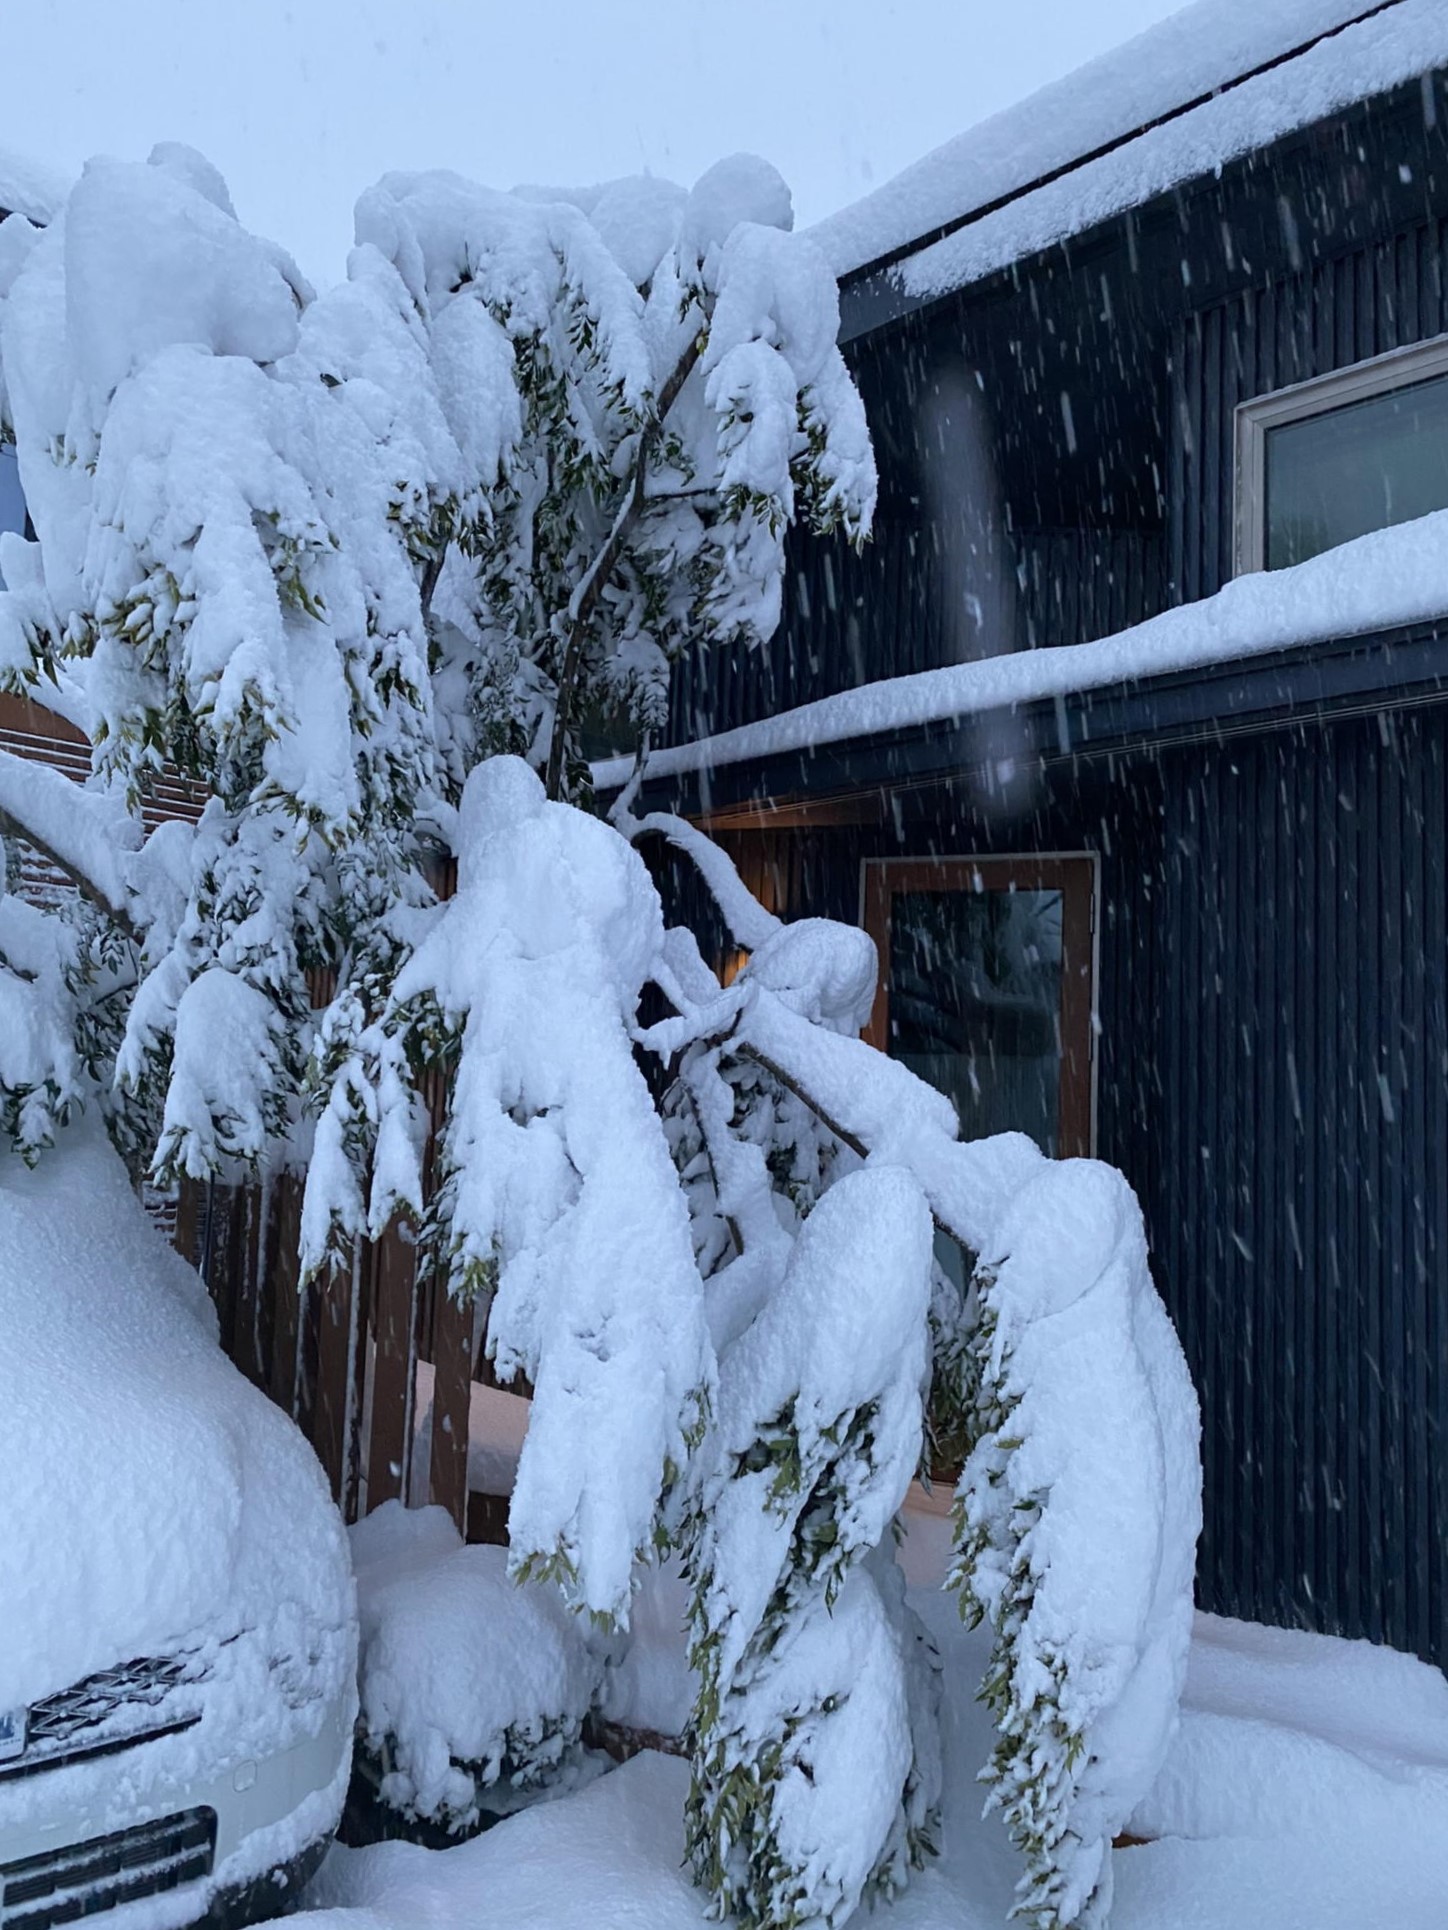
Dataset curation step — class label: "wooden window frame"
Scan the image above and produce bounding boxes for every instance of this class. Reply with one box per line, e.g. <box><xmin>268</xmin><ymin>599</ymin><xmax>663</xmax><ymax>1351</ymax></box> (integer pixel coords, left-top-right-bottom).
<box><xmin>1233</xmin><ymin>330</ymin><xmax>1448</xmax><ymax>575</ymax></box>
<box><xmin>861</xmin><ymin>854</ymin><xmax>1099</xmax><ymax>1159</ymax></box>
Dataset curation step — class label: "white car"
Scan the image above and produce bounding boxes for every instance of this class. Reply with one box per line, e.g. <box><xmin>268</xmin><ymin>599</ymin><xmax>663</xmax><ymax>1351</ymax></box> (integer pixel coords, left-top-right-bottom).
<box><xmin>0</xmin><ymin>1123</ymin><xmax>357</xmax><ymax>1930</ymax></box>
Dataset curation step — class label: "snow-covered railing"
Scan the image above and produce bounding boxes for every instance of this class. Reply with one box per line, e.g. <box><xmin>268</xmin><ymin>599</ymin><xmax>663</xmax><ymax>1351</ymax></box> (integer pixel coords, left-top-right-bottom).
<box><xmin>593</xmin><ymin>505</ymin><xmax>1448</xmax><ymax>798</ymax></box>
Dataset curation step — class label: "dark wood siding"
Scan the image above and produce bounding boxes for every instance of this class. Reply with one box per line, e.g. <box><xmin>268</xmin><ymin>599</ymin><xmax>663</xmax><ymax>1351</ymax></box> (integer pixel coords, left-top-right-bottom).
<box><xmin>1100</xmin><ymin>709</ymin><xmax>1448</xmax><ymax>1663</ymax></box>
<box><xmin>1170</xmin><ymin>215</ymin><xmax>1448</xmax><ymax>603</ymax></box>
<box><xmin>714</xmin><ymin>698</ymin><xmax>1448</xmax><ymax>1669</ymax></box>
<box><xmin>668</xmin><ymin>521</ymin><xmax>1166</xmax><ymax>743</ymax></box>
<box><xmin>668</xmin><ymin>514</ymin><xmax>947</xmax><ymax>745</ymax></box>
<box><xmin>1016</xmin><ymin>529</ymin><xmax>1166</xmax><ymax>650</ymax></box>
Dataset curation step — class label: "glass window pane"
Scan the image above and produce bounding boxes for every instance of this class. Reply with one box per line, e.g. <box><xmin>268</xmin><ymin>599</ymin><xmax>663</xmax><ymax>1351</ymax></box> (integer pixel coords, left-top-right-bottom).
<box><xmin>887</xmin><ymin>885</ymin><xmax>1063</xmax><ymax>1155</ymax></box>
<box><xmin>1264</xmin><ymin>371</ymin><xmax>1448</xmax><ymax>570</ymax></box>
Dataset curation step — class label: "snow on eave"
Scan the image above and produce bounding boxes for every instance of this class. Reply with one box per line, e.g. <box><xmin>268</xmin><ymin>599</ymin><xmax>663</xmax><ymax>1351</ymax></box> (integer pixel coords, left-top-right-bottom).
<box><xmin>594</xmin><ymin>510</ymin><xmax>1448</xmax><ymax>793</ymax></box>
<box><xmin>892</xmin><ymin>0</ymin><xmax>1448</xmax><ymax>311</ymax></box>
<box><xmin>0</xmin><ymin>143</ymin><xmax>69</xmax><ymax>226</ymax></box>
<box><xmin>808</xmin><ymin>0</ymin><xmax>1442</xmax><ymax>312</ymax></box>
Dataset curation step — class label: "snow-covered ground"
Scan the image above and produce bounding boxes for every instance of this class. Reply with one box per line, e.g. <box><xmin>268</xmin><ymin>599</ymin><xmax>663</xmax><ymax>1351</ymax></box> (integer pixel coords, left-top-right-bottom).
<box><xmin>290</xmin><ymin>1505</ymin><xmax>1448</xmax><ymax>1930</ymax></box>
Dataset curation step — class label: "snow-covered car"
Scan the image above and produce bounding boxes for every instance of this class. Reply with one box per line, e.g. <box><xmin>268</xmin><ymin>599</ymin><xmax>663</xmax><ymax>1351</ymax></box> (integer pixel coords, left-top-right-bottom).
<box><xmin>0</xmin><ymin>1123</ymin><xmax>357</xmax><ymax>1930</ymax></box>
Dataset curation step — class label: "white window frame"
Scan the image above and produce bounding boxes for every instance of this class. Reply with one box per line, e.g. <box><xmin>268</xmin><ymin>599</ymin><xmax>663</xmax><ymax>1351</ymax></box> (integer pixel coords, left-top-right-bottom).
<box><xmin>1233</xmin><ymin>331</ymin><xmax>1448</xmax><ymax>575</ymax></box>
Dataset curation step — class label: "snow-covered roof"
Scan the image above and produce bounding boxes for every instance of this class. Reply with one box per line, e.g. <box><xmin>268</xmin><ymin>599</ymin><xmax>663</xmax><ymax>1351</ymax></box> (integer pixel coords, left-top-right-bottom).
<box><xmin>0</xmin><ymin>142</ymin><xmax>68</xmax><ymax>226</ymax></box>
<box><xmin>808</xmin><ymin>0</ymin><xmax>1448</xmax><ymax>306</ymax></box>
<box><xmin>594</xmin><ymin>508</ymin><xmax>1448</xmax><ymax>794</ymax></box>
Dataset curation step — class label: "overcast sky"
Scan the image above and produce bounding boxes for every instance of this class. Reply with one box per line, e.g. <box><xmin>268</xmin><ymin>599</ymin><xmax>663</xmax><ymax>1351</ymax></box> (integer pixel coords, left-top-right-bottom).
<box><xmin>5</xmin><ymin>0</ymin><xmax>1187</xmax><ymax>283</ymax></box>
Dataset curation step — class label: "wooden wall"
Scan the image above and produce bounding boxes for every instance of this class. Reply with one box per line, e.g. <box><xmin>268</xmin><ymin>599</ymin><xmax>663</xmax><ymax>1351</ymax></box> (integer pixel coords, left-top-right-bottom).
<box><xmin>1169</xmin><ymin>213</ymin><xmax>1448</xmax><ymax>603</ymax></box>
<box><xmin>178</xmin><ymin>1172</ymin><xmax>481</xmax><ymax>1534</ymax></box>
<box><xmin>715</xmin><ymin>695</ymin><xmax>1448</xmax><ymax>1670</ymax></box>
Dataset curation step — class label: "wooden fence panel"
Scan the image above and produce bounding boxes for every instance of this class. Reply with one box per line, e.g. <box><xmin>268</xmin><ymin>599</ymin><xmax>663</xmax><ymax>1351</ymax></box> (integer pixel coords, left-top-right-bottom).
<box><xmin>313</xmin><ymin>1251</ymin><xmax>363</xmax><ymax>1517</ymax></box>
<box><xmin>366</xmin><ymin>1219</ymin><xmax>418</xmax><ymax>1508</ymax></box>
<box><xmin>429</xmin><ymin>1283</ymin><xmax>473</xmax><ymax>1533</ymax></box>
<box><xmin>265</xmin><ymin>1175</ymin><xmax>304</xmax><ymax>1419</ymax></box>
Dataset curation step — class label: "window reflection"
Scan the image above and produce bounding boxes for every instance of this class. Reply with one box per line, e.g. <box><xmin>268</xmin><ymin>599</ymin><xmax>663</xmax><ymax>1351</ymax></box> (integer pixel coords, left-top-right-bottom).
<box><xmin>887</xmin><ymin>885</ymin><xmax>1064</xmax><ymax>1155</ymax></box>
<box><xmin>1264</xmin><ymin>372</ymin><xmax>1448</xmax><ymax>569</ymax></box>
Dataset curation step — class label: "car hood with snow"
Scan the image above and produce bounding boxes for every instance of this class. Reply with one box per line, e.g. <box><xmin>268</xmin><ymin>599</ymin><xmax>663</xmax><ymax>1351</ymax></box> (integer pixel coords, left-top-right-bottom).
<box><xmin>0</xmin><ymin>1122</ymin><xmax>353</xmax><ymax>1718</ymax></box>
<box><xmin>0</xmin><ymin>1121</ymin><xmax>357</xmax><ymax>1911</ymax></box>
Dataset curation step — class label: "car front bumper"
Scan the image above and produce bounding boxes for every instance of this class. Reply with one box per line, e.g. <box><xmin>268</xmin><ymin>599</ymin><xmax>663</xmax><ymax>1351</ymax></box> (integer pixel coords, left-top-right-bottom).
<box><xmin>0</xmin><ymin>1679</ymin><xmax>353</xmax><ymax>1930</ymax></box>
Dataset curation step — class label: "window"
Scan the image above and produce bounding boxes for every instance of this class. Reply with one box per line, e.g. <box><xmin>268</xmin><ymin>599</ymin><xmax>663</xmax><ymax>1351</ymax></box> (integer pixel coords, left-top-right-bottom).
<box><xmin>1234</xmin><ymin>334</ymin><xmax>1448</xmax><ymax>575</ymax></box>
<box><xmin>862</xmin><ymin>855</ymin><xmax>1097</xmax><ymax>1159</ymax></box>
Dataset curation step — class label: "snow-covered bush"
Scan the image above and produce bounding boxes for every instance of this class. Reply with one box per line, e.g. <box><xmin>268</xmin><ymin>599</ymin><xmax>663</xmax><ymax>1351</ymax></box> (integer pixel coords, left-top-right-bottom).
<box><xmin>349</xmin><ymin>1502</ymin><xmax>604</xmax><ymax>1834</ymax></box>
<box><xmin>629</xmin><ymin>824</ymin><xmax>1202</xmax><ymax>1930</ymax></box>
<box><xmin>0</xmin><ymin>143</ymin><xmax>1200</xmax><ymax>1930</ymax></box>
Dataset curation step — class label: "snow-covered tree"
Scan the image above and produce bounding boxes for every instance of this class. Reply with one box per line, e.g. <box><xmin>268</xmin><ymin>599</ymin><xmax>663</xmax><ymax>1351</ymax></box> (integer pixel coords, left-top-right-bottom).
<box><xmin>627</xmin><ymin>827</ymin><xmax>1202</xmax><ymax>1930</ymax></box>
<box><xmin>0</xmin><ymin>138</ymin><xmax>873</xmax><ymax>1612</ymax></box>
<box><xmin>0</xmin><ymin>145</ymin><xmax>1199</xmax><ymax>1930</ymax></box>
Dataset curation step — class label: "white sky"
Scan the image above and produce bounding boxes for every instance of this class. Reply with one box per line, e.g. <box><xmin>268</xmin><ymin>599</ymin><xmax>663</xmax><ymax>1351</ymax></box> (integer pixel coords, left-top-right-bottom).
<box><xmin>4</xmin><ymin>0</ymin><xmax>1187</xmax><ymax>284</ymax></box>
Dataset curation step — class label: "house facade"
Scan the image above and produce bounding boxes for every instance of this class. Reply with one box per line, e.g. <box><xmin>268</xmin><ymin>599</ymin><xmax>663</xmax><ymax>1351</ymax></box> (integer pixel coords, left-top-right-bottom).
<box><xmin>610</xmin><ymin>0</ymin><xmax>1448</xmax><ymax>1670</ymax></box>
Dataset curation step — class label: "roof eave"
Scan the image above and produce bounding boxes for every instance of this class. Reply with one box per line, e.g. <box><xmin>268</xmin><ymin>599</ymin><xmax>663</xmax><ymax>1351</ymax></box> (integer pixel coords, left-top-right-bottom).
<box><xmin>626</xmin><ymin>620</ymin><xmax>1448</xmax><ymax>826</ymax></box>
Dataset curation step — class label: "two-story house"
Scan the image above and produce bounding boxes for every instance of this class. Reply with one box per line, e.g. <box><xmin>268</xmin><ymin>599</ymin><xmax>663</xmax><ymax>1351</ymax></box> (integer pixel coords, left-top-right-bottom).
<box><xmin>603</xmin><ymin>0</ymin><xmax>1448</xmax><ymax>1671</ymax></box>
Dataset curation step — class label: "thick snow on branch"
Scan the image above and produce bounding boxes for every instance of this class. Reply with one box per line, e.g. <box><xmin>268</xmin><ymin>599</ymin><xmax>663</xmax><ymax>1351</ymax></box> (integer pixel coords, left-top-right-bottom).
<box><xmin>697</xmin><ymin>1164</ymin><xmax>933</xmax><ymax>1684</ymax></box>
<box><xmin>0</xmin><ymin>890</ymin><xmax>86</xmax><ymax>1157</ymax></box>
<box><xmin>955</xmin><ymin>1162</ymin><xmax>1202</xmax><ymax>1927</ymax></box>
<box><xmin>629</xmin><ymin>809</ymin><xmax>781</xmax><ymax>954</ymax></box>
<box><xmin>311</xmin><ymin>758</ymin><xmax>712</xmax><ymax>1625</ymax></box>
<box><xmin>0</xmin><ymin>744</ymin><xmax>139</xmax><ymax>926</ymax></box>
<box><xmin>652</xmin><ymin>823</ymin><xmax>1202</xmax><ymax>1929</ymax></box>
<box><xmin>685</xmin><ymin>1166</ymin><xmax>940</xmax><ymax>1929</ymax></box>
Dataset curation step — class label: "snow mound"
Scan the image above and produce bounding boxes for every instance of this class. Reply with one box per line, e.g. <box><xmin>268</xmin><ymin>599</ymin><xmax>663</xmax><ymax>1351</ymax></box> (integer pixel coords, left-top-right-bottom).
<box><xmin>301</xmin><ymin>1750</ymin><xmax>701</xmax><ymax>1930</ymax></box>
<box><xmin>294</xmin><ymin>1592</ymin><xmax>1448</xmax><ymax>1930</ymax></box>
<box><xmin>0</xmin><ymin>144</ymin><xmax>68</xmax><ymax>227</ymax></box>
<box><xmin>1131</xmin><ymin>1611</ymin><xmax>1448</xmax><ymax>1844</ymax></box>
<box><xmin>350</xmin><ymin>1501</ymin><xmax>604</xmax><ymax>1831</ymax></box>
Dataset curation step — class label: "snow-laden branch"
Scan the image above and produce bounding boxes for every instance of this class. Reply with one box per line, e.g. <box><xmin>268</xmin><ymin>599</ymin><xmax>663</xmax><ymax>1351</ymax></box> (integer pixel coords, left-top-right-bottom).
<box><xmin>649</xmin><ymin>814</ymin><xmax>1203</xmax><ymax>1930</ymax></box>
<box><xmin>0</xmin><ymin>748</ymin><xmax>142</xmax><ymax>943</ymax></box>
<box><xmin>629</xmin><ymin>809</ymin><xmax>782</xmax><ymax>954</ymax></box>
<box><xmin>303</xmin><ymin>758</ymin><xmax>713</xmax><ymax>1626</ymax></box>
<box><xmin>544</xmin><ymin>332</ymin><xmax>706</xmax><ymax>800</ymax></box>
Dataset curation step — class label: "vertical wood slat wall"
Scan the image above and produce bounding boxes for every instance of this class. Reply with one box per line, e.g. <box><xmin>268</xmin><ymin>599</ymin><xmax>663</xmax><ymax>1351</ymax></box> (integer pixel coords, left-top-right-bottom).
<box><xmin>178</xmin><ymin>1169</ymin><xmax>478</xmax><ymax>1534</ymax></box>
<box><xmin>1169</xmin><ymin>215</ymin><xmax>1448</xmax><ymax>605</ymax></box>
<box><xmin>665</xmin><ymin>520</ymin><xmax>1166</xmax><ymax>749</ymax></box>
<box><xmin>1142</xmin><ymin>207</ymin><xmax>1448</xmax><ymax>1661</ymax></box>
<box><xmin>712</xmin><ymin>693</ymin><xmax>1448</xmax><ymax>1673</ymax></box>
<box><xmin>1096</xmin><ymin>714</ymin><xmax>1448</xmax><ymax>1667</ymax></box>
